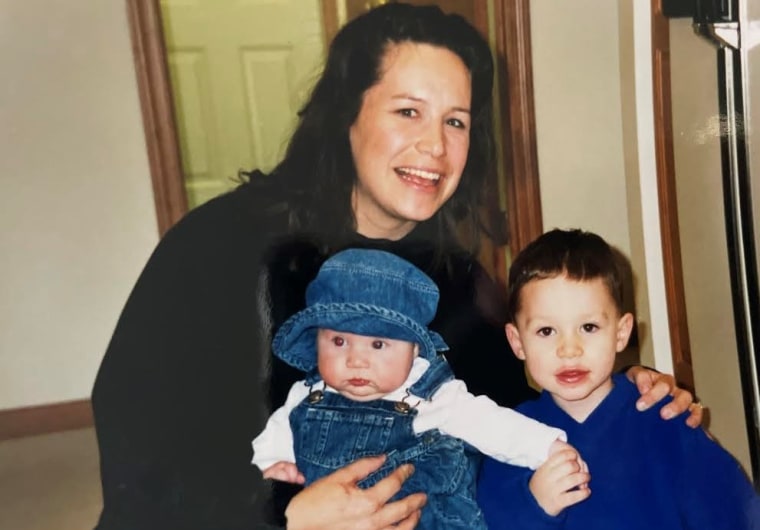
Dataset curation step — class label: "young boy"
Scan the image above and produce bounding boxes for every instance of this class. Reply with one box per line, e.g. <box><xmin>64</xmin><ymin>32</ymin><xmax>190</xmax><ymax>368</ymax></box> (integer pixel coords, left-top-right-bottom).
<box><xmin>477</xmin><ymin>228</ymin><xmax>760</xmax><ymax>529</ymax></box>
<box><xmin>252</xmin><ymin>248</ymin><xmax>577</xmax><ymax>530</ymax></box>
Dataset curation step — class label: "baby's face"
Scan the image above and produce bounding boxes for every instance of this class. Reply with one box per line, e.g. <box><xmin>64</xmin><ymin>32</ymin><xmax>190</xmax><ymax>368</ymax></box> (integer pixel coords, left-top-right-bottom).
<box><xmin>316</xmin><ymin>329</ymin><xmax>418</xmax><ymax>401</ymax></box>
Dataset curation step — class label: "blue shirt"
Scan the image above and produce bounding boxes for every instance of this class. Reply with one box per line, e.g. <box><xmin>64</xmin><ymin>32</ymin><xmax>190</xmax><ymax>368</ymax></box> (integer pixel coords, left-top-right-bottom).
<box><xmin>477</xmin><ymin>373</ymin><xmax>760</xmax><ymax>529</ymax></box>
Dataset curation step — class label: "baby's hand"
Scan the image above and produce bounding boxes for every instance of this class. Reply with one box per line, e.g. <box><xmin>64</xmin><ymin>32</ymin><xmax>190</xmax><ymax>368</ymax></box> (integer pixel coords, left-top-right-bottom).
<box><xmin>531</xmin><ymin>442</ymin><xmax>590</xmax><ymax>516</ymax></box>
<box><xmin>263</xmin><ymin>461</ymin><xmax>306</xmax><ymax>484</ymax></box>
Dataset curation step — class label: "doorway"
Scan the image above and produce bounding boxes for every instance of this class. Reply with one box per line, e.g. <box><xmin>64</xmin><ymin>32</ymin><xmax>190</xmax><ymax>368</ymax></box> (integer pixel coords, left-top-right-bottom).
<box><xmin>125</xmin><ymin>0</ymin><xmax>545</xmax><ymax>287</ymax></box>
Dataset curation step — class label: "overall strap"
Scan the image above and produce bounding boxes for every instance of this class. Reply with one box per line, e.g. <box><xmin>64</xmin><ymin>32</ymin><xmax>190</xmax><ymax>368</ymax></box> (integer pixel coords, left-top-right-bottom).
<box><xmin>294</xmin><ymin>387</ymin><xmax>420</xmax><ymax>418</ymax></box>
<box><xmin>303</xmin><ymin>368</ymin><xmax>322</xmax><ymax>386</ymax></box>
<box><xmin>408</xmin><ymin>355</ymin><xmax>455</xmax><ymax>400</ymax></box>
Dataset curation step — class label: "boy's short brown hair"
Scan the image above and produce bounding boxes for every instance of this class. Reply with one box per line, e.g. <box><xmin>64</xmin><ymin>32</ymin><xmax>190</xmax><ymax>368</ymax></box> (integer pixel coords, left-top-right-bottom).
<box><xmin>507</xmin><ymin>229</ymin><xmax>624</xmax><ymax>322</ymax></box>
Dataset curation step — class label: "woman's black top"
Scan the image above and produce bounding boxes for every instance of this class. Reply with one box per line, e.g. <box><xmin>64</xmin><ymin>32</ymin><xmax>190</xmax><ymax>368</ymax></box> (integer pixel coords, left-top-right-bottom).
<box><xmin>91</xmin><ymin>182</ymin><xmax>536</xmax><ymax>530</ymax></box>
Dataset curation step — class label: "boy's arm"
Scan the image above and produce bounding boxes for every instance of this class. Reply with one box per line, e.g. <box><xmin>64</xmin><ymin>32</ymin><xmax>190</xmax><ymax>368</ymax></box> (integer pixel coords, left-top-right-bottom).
<box><xmin>677</xmin><ymin>424</ymin><xmax>760</xmax><ymax>529</ymax></box>
<box><xmin>418</xmin><ymin>379</ymin><xmax>565</xmax><ymax>469</ymax></box>
<box><xmin>477</xmin><ymin>457</ymin><xmax>566</xmax><ymax>530</ymax></box>
<box><xmin>251</xmin><ymin>381</ymin><xmax>309</xmax><ymax>470</ymax></box>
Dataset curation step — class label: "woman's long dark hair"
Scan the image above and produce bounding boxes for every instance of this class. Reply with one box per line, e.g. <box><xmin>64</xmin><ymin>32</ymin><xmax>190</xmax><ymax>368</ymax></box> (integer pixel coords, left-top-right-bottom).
<box><xmin>242</xmin><ymin>2</ymin><xmax>496</xmax><ymax>253</ymax></box>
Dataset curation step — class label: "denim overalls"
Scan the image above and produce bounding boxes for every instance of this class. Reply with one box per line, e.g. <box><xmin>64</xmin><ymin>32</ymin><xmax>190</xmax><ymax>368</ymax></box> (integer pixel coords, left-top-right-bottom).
<box><xmin>291</xmin><ymin>357</ymin><xmax>488</xmax><ymax>530</ymax></box>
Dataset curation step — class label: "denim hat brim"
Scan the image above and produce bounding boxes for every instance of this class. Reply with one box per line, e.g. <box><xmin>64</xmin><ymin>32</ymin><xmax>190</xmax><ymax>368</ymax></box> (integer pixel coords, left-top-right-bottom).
<box><xmin>272</xmin><ymin>302</ymin><xmax>449</xmax><ymax>373</ymax></box>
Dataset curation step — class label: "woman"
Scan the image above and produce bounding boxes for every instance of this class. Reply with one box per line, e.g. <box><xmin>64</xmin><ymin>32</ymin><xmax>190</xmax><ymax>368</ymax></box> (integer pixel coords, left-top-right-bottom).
<box><xmin>92</xmin><ymin>4</ymin><xmax>698</xmax><ymax>529</ymax></box>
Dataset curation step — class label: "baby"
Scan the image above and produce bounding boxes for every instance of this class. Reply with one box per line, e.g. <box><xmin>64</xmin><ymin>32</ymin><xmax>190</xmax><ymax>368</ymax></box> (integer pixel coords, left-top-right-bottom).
<box><xmin>252</xmin><ymin>248</ymin><xmax>582</xmax><ymax>529</ymax></box>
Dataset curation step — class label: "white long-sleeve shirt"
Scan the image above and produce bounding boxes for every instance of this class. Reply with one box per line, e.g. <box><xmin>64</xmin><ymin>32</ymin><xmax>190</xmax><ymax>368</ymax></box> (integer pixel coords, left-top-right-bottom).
<box><xmin>252</xmin><ymin>357</ymin><xmax>566</xmax><ymax>471</ymax></box>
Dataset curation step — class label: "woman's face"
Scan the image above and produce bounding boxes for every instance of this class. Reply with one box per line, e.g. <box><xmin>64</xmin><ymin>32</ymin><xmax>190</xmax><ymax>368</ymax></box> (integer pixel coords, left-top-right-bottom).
<box><xmin>349</xmin><ymin>42</ymin><xmax>472</xmax><ymax>240</ymax></box>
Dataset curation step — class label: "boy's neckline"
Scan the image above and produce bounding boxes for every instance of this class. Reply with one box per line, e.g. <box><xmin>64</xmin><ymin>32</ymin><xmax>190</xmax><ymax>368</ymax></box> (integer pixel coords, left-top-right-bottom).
<box><xmin>549</xmin><ymin>376</ymin><xmax>618</xmax><ymax>424</ymax></box>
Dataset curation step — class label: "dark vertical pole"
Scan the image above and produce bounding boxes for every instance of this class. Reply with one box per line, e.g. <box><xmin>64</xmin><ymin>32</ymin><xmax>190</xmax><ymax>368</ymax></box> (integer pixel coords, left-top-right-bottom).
<box><xmin>692</xmin><ymin>0</ymin><xmax>760</xmax><ymax>486</ymax></box>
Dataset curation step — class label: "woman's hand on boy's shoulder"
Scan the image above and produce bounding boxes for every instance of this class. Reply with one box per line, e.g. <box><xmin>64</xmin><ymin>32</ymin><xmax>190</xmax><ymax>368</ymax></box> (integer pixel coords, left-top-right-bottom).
<box><xmin>626</xmin><ymin>366</ymin><xmax>702</xmax><ymax>427</ymax></box>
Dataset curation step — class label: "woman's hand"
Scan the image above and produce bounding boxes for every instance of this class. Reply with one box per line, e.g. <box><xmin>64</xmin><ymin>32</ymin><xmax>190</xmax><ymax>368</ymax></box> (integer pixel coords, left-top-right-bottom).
<box><xmin>626</xmin><ymin>366</ymin><xmax>703</xmax><ymax>427</ymax></box>
<box><xmin>285</xmin><ymin>455</ymin><xmax>427</xmax><ymax>530</ymax></box>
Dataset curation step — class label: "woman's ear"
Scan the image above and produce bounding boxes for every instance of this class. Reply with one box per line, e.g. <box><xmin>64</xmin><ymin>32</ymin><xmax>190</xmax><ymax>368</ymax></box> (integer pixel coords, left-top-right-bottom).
<box><xmin>616</xmin><ymin>313</ymin><xmax>635</xmax><ymax>352</ymax></box>
<box><xmin>413</xmin><ymin>343</ymin><xmax>420</xmax><ymax>357</ymax></box>
<box><xmin>505</xmin><ymin>323</ymin><xmax>526</xmax><ymax>360</ymax></box>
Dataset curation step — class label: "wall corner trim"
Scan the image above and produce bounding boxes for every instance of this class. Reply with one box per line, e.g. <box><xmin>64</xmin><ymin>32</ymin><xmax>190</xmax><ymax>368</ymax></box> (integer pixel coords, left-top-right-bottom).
<box><xmin>0</xmin><ymin>400</ymin><xmax>94</xmax><ymax>441</ymax></box>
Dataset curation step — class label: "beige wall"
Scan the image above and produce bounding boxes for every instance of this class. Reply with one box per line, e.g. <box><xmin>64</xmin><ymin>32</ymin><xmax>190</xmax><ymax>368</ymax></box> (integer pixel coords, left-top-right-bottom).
<box><xmin>0</xmin><ymin>1</ymin><xmax>158</xmax><ymax>409</ymax></box>
<box><xmin>530</xmin><ymin>0</ymin><xmax>660</xmax><ymax>368</ymax></box>
<box><xmin>669</xmin><ymin>18</ymin><xmax>751</xmax><ymax>474</ymax></box>
<box><xmin>531</xmin><ymin>0</ymin><xmax>752</xmax><ymax>474</ymax></box>
<box><xmin>530</xmin><ymin>0</ymin><xmax>631</xmax><ymax>254</ymax></box>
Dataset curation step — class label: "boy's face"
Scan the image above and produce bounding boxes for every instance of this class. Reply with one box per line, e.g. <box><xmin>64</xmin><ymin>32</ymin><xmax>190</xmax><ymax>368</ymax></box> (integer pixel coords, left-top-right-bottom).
<box><xmin>317</xmin><ymin>329</ymin><xmax>418</xmax><ymax>401</ymax></box>
<box><xmin>505</xmin><ymin>275</ymin><xmax>634</xmax><ymax>420</ymax></box>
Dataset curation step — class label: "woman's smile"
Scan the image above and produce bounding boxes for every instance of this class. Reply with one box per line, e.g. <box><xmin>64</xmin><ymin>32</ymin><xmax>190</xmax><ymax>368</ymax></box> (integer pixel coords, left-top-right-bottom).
<box><xmin>394</xmin><ymin>166</ymin><xmax>445</xmax><ymax>192</ymax></box>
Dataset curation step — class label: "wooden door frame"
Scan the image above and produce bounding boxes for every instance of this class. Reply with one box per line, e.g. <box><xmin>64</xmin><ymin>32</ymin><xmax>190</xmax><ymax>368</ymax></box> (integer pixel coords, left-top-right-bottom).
<box><xmin>126</xmin><ymin>0</ymin><xmax>187</xmax><ymax>235</ymax></box>
<box><xmin>651</xmin><ymin>0</ymin><xmax>695</xmax><ymax>391</ymax></box>
<box><xmin>125</xmin><ymin>0</ymin><xmax>543</xmax><ymax>266</ymax></box>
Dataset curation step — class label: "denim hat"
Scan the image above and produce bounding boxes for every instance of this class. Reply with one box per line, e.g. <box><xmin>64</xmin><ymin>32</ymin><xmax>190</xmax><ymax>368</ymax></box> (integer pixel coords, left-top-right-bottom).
<box><xmin>272</xmin><ymin>249</ymin><xmax>449</xmax><ymax>372</ymax></box>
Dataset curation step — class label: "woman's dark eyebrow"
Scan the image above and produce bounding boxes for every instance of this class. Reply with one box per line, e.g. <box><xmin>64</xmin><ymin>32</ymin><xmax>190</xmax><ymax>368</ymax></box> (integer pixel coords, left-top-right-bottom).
<box><xmin>391</xmin><ymin>94</ymin><xmax>471</xmax><ymax>114</ymax></box>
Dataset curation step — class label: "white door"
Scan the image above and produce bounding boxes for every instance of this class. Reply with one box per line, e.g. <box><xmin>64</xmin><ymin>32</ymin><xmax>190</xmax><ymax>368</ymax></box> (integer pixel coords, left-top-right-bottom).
<box><xmin>160</xmin><ymin>0</ymin><xmax>325</xmax><ymax>207</ymax></box>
